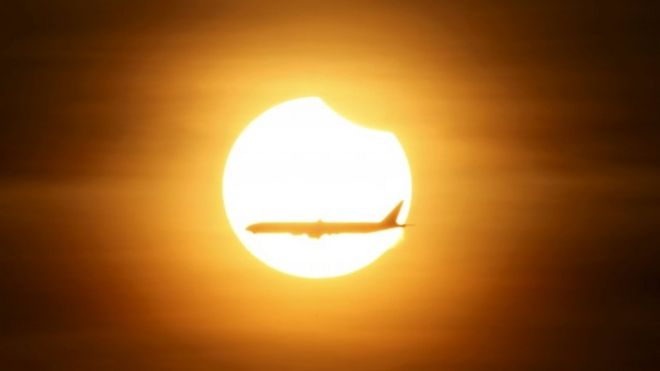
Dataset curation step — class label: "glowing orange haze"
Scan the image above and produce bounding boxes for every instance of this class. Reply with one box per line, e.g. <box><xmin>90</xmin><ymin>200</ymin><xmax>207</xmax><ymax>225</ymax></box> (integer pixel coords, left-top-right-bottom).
<box><xmin>3</xmin><ymin>1</ymin><xmax>652</xmax><ymax>370</ymax></box>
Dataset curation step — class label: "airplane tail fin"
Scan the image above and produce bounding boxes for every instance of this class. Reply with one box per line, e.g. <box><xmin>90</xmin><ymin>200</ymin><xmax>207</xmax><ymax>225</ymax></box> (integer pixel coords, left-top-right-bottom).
<box><xmin>381</xmin><ymin>201</ymin><xmax>404</xmax><ymax>226</ymax></box>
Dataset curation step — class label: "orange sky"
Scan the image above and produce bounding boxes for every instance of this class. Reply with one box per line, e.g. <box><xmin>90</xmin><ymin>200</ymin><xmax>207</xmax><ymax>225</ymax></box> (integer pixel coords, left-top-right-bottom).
<box><xmin>1</xmin><ymin>1</ymin><xmax>658</xmax><ymax>370</ymax></box>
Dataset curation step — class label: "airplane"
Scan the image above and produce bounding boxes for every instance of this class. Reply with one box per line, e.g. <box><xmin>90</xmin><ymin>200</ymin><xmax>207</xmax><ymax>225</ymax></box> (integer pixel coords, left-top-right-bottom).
<box><xmin>246</xmin><ymin>201</ymin><xmax>408</xmax><ymax>238</ymax></box>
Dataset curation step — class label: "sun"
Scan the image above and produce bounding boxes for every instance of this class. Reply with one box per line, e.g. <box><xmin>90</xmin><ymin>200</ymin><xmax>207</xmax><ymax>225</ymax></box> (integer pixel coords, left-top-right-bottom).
<box><xmin>223</xmin><ymin>97</ymin><xmax>412</xmax><ymax>278</ymax></box>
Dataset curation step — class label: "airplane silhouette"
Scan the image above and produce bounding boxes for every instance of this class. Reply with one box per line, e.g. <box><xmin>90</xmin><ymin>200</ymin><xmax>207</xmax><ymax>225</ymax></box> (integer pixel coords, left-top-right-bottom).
<box><xmin>246</xmin><ymin>201</ymin><xmax>408</xmax><ymax>238</ymax></box>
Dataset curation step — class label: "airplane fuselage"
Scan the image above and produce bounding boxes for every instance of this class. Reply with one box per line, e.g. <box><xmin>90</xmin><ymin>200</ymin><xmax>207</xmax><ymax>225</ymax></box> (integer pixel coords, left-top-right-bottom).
<box><xmin>245</xmin><ymin>201</ymin><xmax>407</xmax><ymax>238</ymax></box>
<box><xmin>247</xmin><ymin>221</ymin><xmax>399</xmax><ymax>238</ymax></box>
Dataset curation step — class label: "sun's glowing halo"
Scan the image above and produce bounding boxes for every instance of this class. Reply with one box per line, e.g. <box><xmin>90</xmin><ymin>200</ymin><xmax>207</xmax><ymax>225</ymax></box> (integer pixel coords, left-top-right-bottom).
<box><xmin>223</xmin><ymin>97</ymin><xmax>412</xmax><ymax>278</ymax></box>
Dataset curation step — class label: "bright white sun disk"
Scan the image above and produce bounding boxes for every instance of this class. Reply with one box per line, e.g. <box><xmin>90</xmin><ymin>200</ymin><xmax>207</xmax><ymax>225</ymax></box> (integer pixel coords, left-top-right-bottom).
<box><xmin>223</xmin><ymin>97</ymin><xmax>412</xmax><ymax>278</ymax></box>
